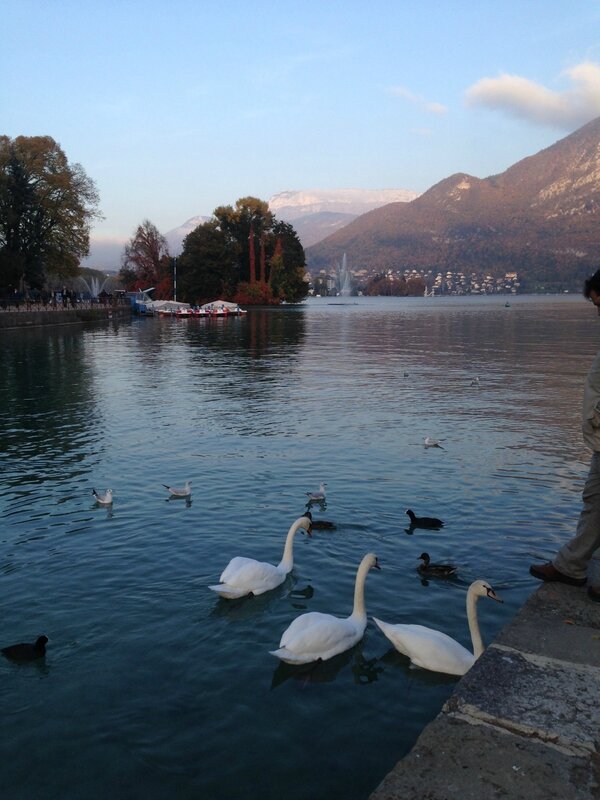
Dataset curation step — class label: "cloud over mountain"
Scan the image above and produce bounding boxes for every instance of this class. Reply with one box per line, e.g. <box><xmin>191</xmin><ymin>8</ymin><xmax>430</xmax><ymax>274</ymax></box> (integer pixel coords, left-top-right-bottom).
<box><xmin>466</xmin><ymin>61</ymin><xmax>600</xmax><ymax>129</ymax></box>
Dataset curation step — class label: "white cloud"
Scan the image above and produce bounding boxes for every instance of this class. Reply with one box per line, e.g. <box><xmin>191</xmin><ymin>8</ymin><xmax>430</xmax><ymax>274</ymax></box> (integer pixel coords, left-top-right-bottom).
<box><xmin>388</xmin><ymin>85</ymin><xmax>448</xmax><ymax>115</ymax></box>
<box><xmin>465</xmin><ymin>61</ymin><xmax>600</xmax><ymax>128</ymax></box>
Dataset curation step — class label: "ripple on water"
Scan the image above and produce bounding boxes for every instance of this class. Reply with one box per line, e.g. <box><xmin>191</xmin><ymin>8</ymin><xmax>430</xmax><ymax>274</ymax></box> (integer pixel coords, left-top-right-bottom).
<box><xmin>0</xmin><ymin>296</ymin><xmax>594</xmax><ymax>800</ymax></box>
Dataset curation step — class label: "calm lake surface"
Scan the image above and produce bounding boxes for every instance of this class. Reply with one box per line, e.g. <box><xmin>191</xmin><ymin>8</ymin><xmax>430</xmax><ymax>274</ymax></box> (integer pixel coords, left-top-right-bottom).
<box><xmin>0</xmin><ymin>294</ymin><xmax>596</xmax><ymax>800</ymax></box>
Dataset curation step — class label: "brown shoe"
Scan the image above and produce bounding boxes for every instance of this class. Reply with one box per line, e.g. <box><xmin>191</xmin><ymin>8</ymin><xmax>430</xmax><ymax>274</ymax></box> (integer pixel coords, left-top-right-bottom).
<box><xmin>529</xmin><ymin>562</ymin><xmax>587</xmax><ymax>587</ymax></box>
<box><xmin>588</xmin><ymin>585</ymin><xmax>600</xmax><ymax>603</ymax></box>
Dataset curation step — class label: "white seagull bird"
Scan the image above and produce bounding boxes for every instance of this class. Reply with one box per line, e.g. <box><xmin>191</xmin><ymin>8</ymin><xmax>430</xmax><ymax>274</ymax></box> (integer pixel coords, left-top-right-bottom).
<box><xmin>373</xmin><ymin>579</ymin><xmax>502</xmax><ymax>676</ymax></box>
<box><xmin>306</xmin><ymin>482</ymin><xmax>327</xmax><ymax>501</ymax></box>
<box><xmin>208</xmin><ymin>514</ymin><xmax>312</xmax><ymax>599</ymax></box>
<box><xmin>424</xmin><ymin>436</ymin><xmax>444</xmax><ymax>449</ymax></box>
<box><xmin>163</xmin><ymin>480</ymin><xmax>192</xmax><ymax>497</ymax></box>
<box><xmin>270</xmin><ymin>552</ymin><xmax>380</xmax><ymax>664</ymax></box>
<box><xmin>92</xmin><ymin>488</ymin><xmax>113</xmax><ymax>505</ymax></box>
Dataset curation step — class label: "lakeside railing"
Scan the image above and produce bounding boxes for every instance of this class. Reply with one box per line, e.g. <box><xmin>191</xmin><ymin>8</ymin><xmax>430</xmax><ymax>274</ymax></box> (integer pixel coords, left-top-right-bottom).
<box><xmin>0</xmin><ymin>298</ymin><xmax>130</xmax><ymax>313</ymax></box>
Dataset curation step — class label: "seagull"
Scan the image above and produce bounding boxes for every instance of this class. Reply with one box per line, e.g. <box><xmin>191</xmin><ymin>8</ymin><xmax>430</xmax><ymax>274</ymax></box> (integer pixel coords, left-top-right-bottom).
<box><xmin>2</xmin><ymin>635</ymin><xmax>48</xmax><ymax>661</ymax></box>
<box><xmin>92</xmin><ymin>488</ymin><xmax>113</xmax><ymax>505</ymax></box>
<box><xmin>163</xmin><ymin>480</ymin><xmax>192</xmax><ymax>497</ymax></box>
<box><xmin>470</xmin><ymin>377</ymin><xmax>480</xmax><ymax>387</ymax></box>
<box><xmin>306</xmin><ymin>482</ymin><xmax>327</xmax><ymax>501</ymax></box>
<box><xmin>424</xmin><ymin>436</ymin><xmax>444</xmax><ymax>449</ymax></box>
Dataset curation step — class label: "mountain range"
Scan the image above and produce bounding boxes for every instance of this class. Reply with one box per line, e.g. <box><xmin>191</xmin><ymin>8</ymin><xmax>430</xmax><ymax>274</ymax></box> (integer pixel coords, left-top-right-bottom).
<box><xmin>268</xmin><ymin>189</ymin><xmax>418</xmax><ymax>247</ymax></box>
<box><xmin>306</xmin><ymin>117</ymin><xmax>600</xmax><ymax>288</ymax></box>
<box><xmin>162</xmin><ymin>189</ymin><xmax>417</xmax><ymax>254</ymax></box>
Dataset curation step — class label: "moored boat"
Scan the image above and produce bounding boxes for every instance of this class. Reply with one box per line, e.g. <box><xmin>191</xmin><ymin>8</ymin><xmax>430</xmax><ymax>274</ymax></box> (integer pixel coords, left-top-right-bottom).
<box><xmin>200</xmin><ymin>300</ymin><xmax>247</xmax><ymax>316</ymax></box>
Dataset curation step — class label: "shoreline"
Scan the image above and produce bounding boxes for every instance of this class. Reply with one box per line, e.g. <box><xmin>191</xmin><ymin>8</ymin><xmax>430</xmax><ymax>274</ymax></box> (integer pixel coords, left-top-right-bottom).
<box><xmin>369</xmin><ymin>558</ymin><xmax>600</xmax><ymax>799</ymax></box>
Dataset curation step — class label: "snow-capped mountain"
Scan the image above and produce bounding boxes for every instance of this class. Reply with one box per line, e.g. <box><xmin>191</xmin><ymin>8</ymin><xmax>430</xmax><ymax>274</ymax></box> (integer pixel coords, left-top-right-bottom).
<box><xmin>162</xmin><ymin>189</ymin><xmax>419</xmax><ymax>255</ymax></box>
<box><xmin>164</xmin><ymin>215</ymin><xmax>211</xmax><ymax>255</ymax></box>
<box><xmin>268</xmin><ymin>188</ymin><xmax>418</xmax><ymax>221</ymax></box>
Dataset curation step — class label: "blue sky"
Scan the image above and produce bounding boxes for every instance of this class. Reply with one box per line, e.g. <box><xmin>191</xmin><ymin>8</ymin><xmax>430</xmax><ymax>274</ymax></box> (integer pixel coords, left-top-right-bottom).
<box><xmin>3</xmin><ymin>1</ymin><xmax>600</xmax><ymax>266</ymax></box>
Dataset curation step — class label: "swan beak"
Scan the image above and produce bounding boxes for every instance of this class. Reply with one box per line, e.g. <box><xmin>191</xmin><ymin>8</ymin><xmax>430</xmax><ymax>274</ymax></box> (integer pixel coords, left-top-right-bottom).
<box><xmin>487</xmin><ymin>588</ymin><xmax>503</xmax><ymax>603</ymax></box>
<box><xmin>374</xmin><ymin>560</ymin><xmax>381</xmax><ymax>570</ymax></box>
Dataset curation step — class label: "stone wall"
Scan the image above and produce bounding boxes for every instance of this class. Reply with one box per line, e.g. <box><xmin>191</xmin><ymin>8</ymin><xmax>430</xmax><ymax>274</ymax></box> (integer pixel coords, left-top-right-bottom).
<box><xmin>0</xmin><ymin>305</ymin><xmax>131</xmax><ymax>330</ymax></box>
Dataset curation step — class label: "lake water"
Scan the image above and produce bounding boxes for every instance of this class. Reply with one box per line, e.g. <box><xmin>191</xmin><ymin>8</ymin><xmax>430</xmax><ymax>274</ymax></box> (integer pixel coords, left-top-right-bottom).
<box><xmin>0</xmin><ymin>294</ymin><xmax>596</xmax><ymax>800</ymax></box>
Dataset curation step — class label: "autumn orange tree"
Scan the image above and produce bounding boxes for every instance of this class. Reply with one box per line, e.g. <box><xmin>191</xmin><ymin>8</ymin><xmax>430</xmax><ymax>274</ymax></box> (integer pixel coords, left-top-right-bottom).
<box><xmin>0</xmin><ymin>135</ymin><xmax>100</xmax><ymax>291</ymax></box>
<box><xmin>119</xmin><ymin>220</ymin><xmax>173</xmax><ymax>298</ymax></box>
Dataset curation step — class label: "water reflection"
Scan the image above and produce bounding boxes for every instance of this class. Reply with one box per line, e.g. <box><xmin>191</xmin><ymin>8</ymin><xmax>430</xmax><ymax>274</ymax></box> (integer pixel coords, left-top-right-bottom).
<box><xmin>1</xmin><ymin>657</ymin><xmax>50</xmax><ymax>678</ymax></box>
<box><xmin>377</xmin><ymin>647</ymin><xmax>458</xmax><ymax>687</ymax></box>
<box><xmin>0</xmin><ymin>326</ymin><xmax>101</xmax><ymax>500</ymax></box>
<box><xmin>165</xmin><ymin>496</ymin><xmax>193</xmax><ymax>508</ymax></box>
<box><xmin>209</xmin><ymin>582</ymin><xmax>292</xmax><ymax>621</ymax></box>
<box><xmin>271</xmin><ymin>646</ymin><xmax>383</xmax><ymax>688</ymax></box>
<box><xmin>1</xmin><ymin>296</ymin><xmax>596</xmax><ymax>800</ymax></box>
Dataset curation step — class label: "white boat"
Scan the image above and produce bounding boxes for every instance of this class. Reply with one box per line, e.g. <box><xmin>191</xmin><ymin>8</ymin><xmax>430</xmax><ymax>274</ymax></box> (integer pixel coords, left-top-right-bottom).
<box><xmin>150</xmin><ymin>300</ymin><xmax>193</xmax><ymax>317</ymax></box>
<box><xmin>200</xmin><ymin>300</ymin><xmax>247</xmax><ymax>316</ymax></box>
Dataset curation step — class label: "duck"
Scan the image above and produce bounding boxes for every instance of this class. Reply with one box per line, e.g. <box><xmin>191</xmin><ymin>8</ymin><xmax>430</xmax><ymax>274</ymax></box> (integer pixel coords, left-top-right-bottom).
<box><xmin>406</xmin><ymin>509</ymin><xmax>444</xmax><ymax>529</ymax></box>
<box><xmin>1</xmin><ymin>635</ymin><xmax>48</xmax><ymax>661</ymax></box>
<box><xmin>306</xmin><ymin>482</ymin><xmax>327</xmax><ymax>501</ymax></box>
<box><xmin>92</xmin><ymin>488</ymin><xmax>113</xmax><ymax>505</ymax></box>
<box><xmin>417</xmin><ymin>552</ymin><xmax>457</xmax><ymax>577</ymax></box>
<box><xmin>163</xmin><ymin>480</ymin><xmax>192</xmax><ymax>497</ymax></box>
<box><xmin>269</xmin><ymin>552</ymin><xmax>381</xmax><ymax>664</ymax></box>
<box><xmin>310</xmin><ymin>520</ymin><xmax>337</xmax><ymax>530</ymax></box>
<box><xmin>208</xmin><ymin>514</ymin><xmax>313</xmax><ymax>599</ymax></box>
<box><xmin>373</xmin><ymin>579</ymin><xmax>502</xmax><ymax>676</ymax></box>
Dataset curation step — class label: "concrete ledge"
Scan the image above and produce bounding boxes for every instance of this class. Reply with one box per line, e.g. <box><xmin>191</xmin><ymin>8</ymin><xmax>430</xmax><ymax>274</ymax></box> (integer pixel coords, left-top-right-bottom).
<box><xmin>369</xmin><ymin>714</ymin><xmax>598</xmax><ymax>800</ymax></box>
<box><xmin>370</xmin><ymin>579</ymin><xmax>600</xmax><ymax>799</ymax></box>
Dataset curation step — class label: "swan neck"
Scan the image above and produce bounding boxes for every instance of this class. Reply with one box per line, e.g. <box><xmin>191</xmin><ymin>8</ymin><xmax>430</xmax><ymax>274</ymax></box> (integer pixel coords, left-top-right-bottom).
<box><xmin>351</xmin><ymin>560</ymin><xmax>370</xmax><ymax>622</ymax></box>
<box><xmin>466</xmin><ymin>587</ymin><xmax>484</xmax><ymax>658</ymax></box>
<box><xmin>278</xmin><ymin>520</ymin><xmax>301</xmax><ymax>572</ymax></box>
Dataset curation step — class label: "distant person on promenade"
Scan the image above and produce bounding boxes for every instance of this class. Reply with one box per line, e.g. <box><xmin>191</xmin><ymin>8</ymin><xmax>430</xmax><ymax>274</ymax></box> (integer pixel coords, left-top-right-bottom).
<box><xmin>530</xmin><ymin>269</ymin><xmax>600</xmax><ymax>602</ymax></box>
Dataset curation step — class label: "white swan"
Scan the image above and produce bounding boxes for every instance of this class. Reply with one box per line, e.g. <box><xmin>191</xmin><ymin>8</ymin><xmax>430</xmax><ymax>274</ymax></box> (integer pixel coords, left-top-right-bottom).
<box><xmin>270</xmin><ymin>552</ymin><xmax>380</xmax><ymax>664</ymax></box>
<box><xmin>208</xmin><ymin>514</ymin><xmax>312</xmax><ymax>599</ymax></box>
<box><xmin>373</xmin><ymin>579</ymin><xmax>502</xmax><ymax>676</ymax></box>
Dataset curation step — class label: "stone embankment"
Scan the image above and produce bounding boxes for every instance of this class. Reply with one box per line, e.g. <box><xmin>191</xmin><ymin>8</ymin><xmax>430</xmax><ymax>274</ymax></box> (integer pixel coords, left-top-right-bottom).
<box><xmin>370</xmin><ymin>557</ymin><xmax>600</xmax><ymax>799</ymax></box>
<box><xmin>0</xmin><ymin>303</ymin><xmax>131</xmax><ymax>329</ymax></box>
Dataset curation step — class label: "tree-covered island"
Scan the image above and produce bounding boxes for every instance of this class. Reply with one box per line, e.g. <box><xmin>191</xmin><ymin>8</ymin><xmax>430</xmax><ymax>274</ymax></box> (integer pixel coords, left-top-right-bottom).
<box><xmin>120</xmin><ymin>196</ymin><xmax>309</xmax><ymax>305</ymax></box>
<box><xmin>0</xmin><ymin>136</ymin><xmax>308</xmax><ymax>306</ymax></box>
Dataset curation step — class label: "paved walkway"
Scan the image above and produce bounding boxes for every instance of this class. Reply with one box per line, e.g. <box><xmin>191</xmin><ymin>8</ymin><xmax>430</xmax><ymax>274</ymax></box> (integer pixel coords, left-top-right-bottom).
<box><xmin>370</xmin><ymin>557</ymin><xmax>600</xmax><ymax>799</ymax></box>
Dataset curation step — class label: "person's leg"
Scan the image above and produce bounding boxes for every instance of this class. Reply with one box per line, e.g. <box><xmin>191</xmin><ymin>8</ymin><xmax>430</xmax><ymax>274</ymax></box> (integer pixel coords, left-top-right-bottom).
<box><xmin>553</xmin><ymin>452</ymin><xmax>600</xmax><ymax>579</ymax></box>
<box><xmin>530</xmin><ymin>452</ymin><xmax>600</xmax><ymax>585</ymax></box>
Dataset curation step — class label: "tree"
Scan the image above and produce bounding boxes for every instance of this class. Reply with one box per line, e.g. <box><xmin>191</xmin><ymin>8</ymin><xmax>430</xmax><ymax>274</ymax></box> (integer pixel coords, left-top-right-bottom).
<box><xmin>268</xmin><ymin>221</ymin><xmax>307</xmax><ymax>302</ymax></box>
<box><xmin>177</xmin><ymin>221</ymin><xmax>238</xmax><ymax>303</ymax></box>
<box><xmin>0</xmin><ymin>135</ymin><xmax>100</xmax><ymax>291</ymax></box>
<box><xmin>213</xmin><ymin>196</ymin><xmax>274</xmax><ymax>287</ymax></box>
<box><xmin>120</xmin><ymin>219</ymin><xmax>172</xmax><ymax>297</ymax></box>
<box><xmin>179</xmin><ymin>197</ymin><xmax>308</xmax><ymax>304</ymax></box>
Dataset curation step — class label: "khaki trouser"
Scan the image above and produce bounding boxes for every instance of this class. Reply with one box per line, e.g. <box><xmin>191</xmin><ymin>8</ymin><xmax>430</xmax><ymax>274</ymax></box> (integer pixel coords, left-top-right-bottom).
<box><xmin>554</xmin><ymin>452</ymin><xmax>600</xmax><ymax>580</ymax></box>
